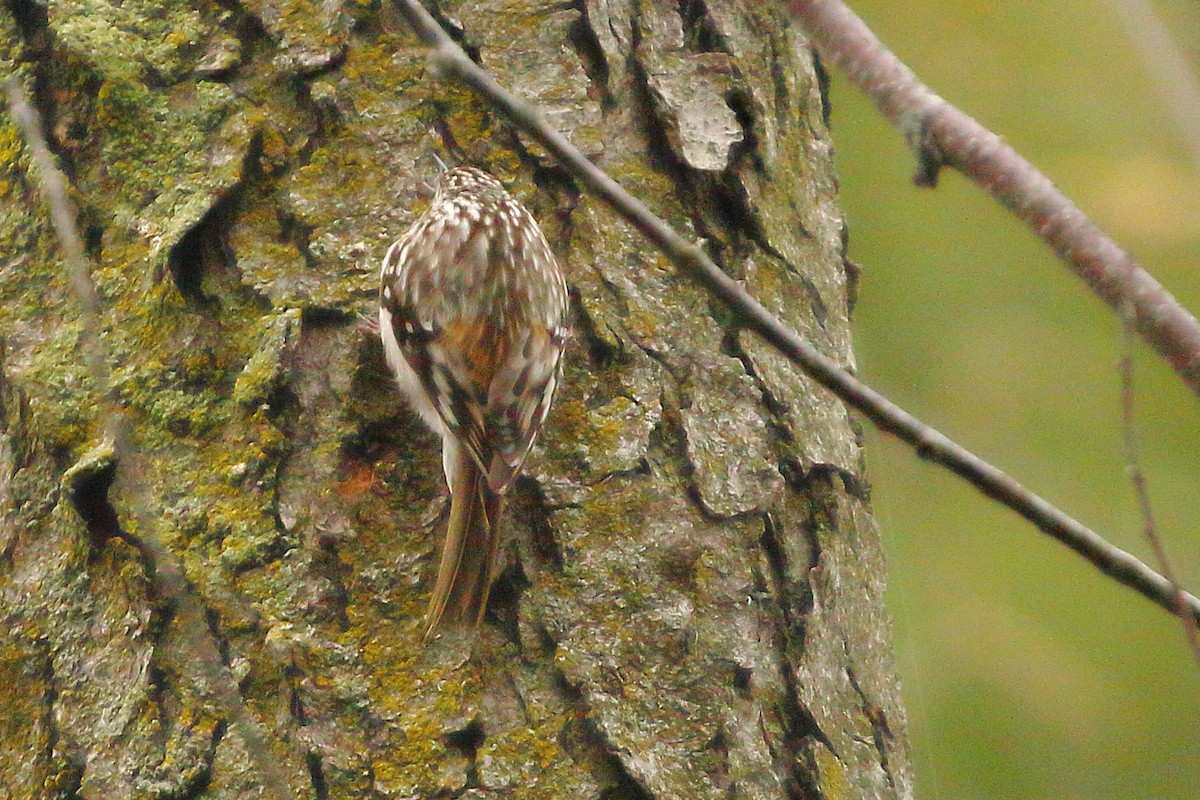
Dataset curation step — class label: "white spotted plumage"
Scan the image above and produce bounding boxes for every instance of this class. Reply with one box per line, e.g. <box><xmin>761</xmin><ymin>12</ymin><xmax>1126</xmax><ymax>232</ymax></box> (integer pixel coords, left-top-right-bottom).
<box><xmin>379</xmin><ymin>165</ymin><xmax>568</xmax><ymax>636</ymax></box>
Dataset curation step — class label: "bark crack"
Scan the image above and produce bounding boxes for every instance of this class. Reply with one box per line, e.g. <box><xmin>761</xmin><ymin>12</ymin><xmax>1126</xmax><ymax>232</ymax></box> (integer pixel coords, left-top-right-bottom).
<box><xmin>37</xmin><ymin>641</ymin><xmax>85</xmax><ymax>800</ymax></box>
<box><xmin>566</xmin><ymin>0</ymin><xmax>614</xmax><ymax>109</ymax></box>
<box><xmin>442</xmin><ymin>716</ymin><xmax>486</xmax><ymax>790</ymax></box>
<box><xmin>845</xmin><ymin>660</ymin><xmax>897</xmax><ymax>792</ymax></box>
<box><xmin>165</xmin><ymin>132</ymin><xmax>266</xmax><ymax>305</ymax></box>
<box><xmin>512</xmin><ymin>474</ymin><xmax>565</xmax><ymax>572</ymax></box>
<box><xmin>758</xmin><ymin>512</ymin><xmax>834</xmax><ymax>800</ymax></box>
<box><xmin>722</xmin><ymin>328</ymin><xmax>795</xmax><ymax>437</ymax></box>
<box><xmin>63</xmin><ymin>447</ymin><xmax>120</xmax><ymax>551</ymax></box>
<box><xmin>162</xmin><ymin>720</ymin><xmax>224</xmax><ymax>800</ymax></box>
<box><xmin>551</xmin><ymin>669</ymin><xmax>655</xmax><ymax>800</ymax></box>
<box><xmin>626</xmin><ymin>2</ymin><xmax>697</xmax><ymax>194</ymax></box>
<box><xmin>306</xmin><ymin>751</ymin><xmax>330</xmax><ymax>800</ymax></box>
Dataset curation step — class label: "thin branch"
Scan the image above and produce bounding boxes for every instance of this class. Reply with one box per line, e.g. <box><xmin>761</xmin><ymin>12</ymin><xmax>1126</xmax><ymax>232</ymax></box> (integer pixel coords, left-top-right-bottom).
<box><xmin>1119</xmin><ymin>304</ymin><xmax>1200</xmax><ymax>665</ymax></box>
<box><xmin>1107</xmin><ymin>0</ymin><xmax>1200</xmax><ymax>175</ymax></box>
<box><xmin>787</xmin><ymin>0</ymin><xmax>1200</xmax><ymax>401</ymax></box>
<box><xmin>5</xmin><ymin>76</ymin><xmax>295</xmax><ymax>800</ymax></box>
<box><xmin>390</xmin><ymin>0</ymin><xmax>1200</xmax><ymax>624</ymax></box>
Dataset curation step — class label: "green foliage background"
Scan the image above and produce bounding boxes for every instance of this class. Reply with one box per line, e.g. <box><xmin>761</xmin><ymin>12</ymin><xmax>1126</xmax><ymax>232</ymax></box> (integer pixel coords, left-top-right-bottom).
<box><xmin>830</xmin><ymin>2</ymin><xmax>1200</xmax><ymax>798</ymax></box>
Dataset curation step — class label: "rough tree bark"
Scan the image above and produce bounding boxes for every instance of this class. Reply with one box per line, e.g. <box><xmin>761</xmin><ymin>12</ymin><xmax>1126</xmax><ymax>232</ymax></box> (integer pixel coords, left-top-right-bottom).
<box><xmin>0</xmin><ymin>0</ymin><xmax>912</xmax><ymax>798</ymax></box>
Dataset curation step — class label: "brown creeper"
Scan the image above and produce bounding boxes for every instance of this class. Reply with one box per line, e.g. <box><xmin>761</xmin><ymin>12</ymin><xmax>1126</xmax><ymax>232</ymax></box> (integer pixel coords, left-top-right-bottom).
<box><xmin>379</xmin><ymin>166</ymin><xmax>569</xmax><ymax>637</ymax></box>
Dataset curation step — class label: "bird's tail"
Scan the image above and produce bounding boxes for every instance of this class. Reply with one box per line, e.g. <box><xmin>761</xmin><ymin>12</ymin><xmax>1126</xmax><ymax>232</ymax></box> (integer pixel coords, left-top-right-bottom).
<box><xmin>423</xmin><ymin>447</ymin><xmax>503</xmax><ymax>639</ymax></box>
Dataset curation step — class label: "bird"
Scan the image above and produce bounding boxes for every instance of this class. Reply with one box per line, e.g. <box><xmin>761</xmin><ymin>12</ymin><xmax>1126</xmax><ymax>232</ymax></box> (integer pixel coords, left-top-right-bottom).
<box><xmin>378</xmin><ymin>165</ymin><xmax>569</xmax><ymax>639</ymax></box>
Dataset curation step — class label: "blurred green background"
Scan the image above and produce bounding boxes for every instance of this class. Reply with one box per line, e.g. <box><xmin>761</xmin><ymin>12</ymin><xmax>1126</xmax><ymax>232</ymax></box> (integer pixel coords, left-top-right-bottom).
<box><xmin>827</xmin><ymin>2</ymin><xmax>1200</xmax><ymax>798</ymax></box>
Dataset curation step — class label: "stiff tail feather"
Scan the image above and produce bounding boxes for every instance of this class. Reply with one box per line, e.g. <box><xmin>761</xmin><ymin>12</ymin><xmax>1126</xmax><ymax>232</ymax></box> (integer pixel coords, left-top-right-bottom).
<box><xmin>423</xmin><ymin>448</ymin><xmax>503</xmax><ymax>639</ymax></box>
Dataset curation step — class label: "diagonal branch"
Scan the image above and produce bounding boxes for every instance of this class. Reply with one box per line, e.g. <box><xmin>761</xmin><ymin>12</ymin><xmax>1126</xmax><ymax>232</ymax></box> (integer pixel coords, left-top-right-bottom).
<box><xmin>391</xmin><ymin>0</ymin><xmax>1200</xmax><ymax>625</ymax></box>
<box><xmin>787</xmin><ymin>0</ymin><xmax>1200</xmax><ymax>401</ymax></box>
<box><xmin>1119</xmin><ymin>305</ymin><xmax>1200</xmax><ymax>665</ymax></box>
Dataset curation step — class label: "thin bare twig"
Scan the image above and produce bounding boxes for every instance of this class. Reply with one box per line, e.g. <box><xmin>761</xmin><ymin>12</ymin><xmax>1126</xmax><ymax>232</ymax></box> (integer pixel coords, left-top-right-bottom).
<box><xmin>5</xmin><ymin>76</ymin><xmax>295</xmax><ymax>800</ymax></box>
<box><xmin>390</xmin><ymin>0</ymin><xmax>1200</xmax><ymax>624</ymax></box>
<box><xmin>1107</xmin><ymin>0</ymin><xmax>1200</xmax><ymax>175</ymax></box>
<box><xmin>1119</xmin><ymin>305</ymin><xmax>1200</xmax><ymax>665</ymax></box>
<box><xmin>787</xmin><ymin>0</ymin><xmax>1200</xmax><ymax>401</ymax></box>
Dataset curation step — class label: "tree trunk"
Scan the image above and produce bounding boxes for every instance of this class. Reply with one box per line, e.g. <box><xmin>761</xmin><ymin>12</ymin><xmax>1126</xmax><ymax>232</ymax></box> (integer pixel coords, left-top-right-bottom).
<box><xmin>0</xmin><ymin>1</ymin><xmax>912</xmax><ymax>798</ymax></box>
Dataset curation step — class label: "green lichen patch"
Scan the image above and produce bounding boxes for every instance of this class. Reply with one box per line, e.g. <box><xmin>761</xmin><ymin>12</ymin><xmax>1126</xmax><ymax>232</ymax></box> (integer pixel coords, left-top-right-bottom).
<box><xmin>0</xmin><ymin>636</ymin><xmax>55</xmax><ymax>799</ymax></box>
<box><xmin>537</xmin><ymin>347</ymin><xmax>663</xmax><ymax>491</ymax></box>
<box><xmin>0</xmin><ymin>114</ymin><xmax>29</xmax><ymax>202</ymax></box>
<box><xmin>61</xmin><ymin>434</ymin><xmax>116</xmax><ymax>504</ymax></box>
<box><xmin>112</xmin><ymin>358</ymin><xmax>230</xmax><ymax>439</ymax></box>
<box><xmin>527</xmin><ymin>468</ymin><xmax>789</xmax><ymax>798</ymax></box>
<box><xmin>356</xmin><ymin>634</ymin><xmax>489</xmax><ymax>796</ymax></box>
<box><xmin>279</xmin><ymin>37</ymin><xmax>431</xmax><ymax>313</ymax></box>
<box><xmin>248</xmin><ymin>0</ymin><xmax>352</xmax><ymax>74</ymax></box>
<box><xmin>0</xmin><ymin>0</ymin><xmax>908</xmax><ymax>795</ymax></box>
<box><xmin>225</xmin><ymin>179</ymin><xmax>317</xmax><ymax>308</ymax></box>
<box><xmin>9</xmin><ymin>323</ymin><xmax>102</xmax><ymax>461</ymax></box>
<box><xmin>232</xmin><ymin>308</ymin><xmax>300</xmax><ymax>407</ymax></box>
<box><xmin>96</xmin><ymin>82</ymin><xmax>257</xmax><ymax>271</ymax></box>
<box><xmin>474</xmin><ymin>662</ymin><xmax>597</xmax><ymax>797</ymax></box>
<box><xmin>31</xmin><ymin>15</ymin><xmax>259</xmax><ymax>296</ymax></box>
<box><xmin>49</xmin><ymin>0</ymin><xmax>216</xmax><ymax>85</ymax></box>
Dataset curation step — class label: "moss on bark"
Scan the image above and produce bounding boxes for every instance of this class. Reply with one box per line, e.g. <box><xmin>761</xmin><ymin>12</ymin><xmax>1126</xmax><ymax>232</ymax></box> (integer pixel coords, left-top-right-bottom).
<box><xmin>0</xmin><ymin>1</ymin><xmax>911</xmax><ymax>797</ymax></box>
